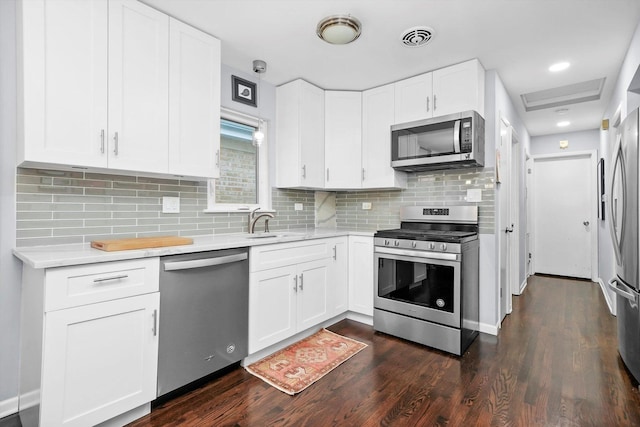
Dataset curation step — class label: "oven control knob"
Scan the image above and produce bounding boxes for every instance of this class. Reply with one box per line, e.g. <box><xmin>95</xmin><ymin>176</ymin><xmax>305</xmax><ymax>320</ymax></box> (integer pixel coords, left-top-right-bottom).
<box><xmin>428</xmin><ymin>242</ymin><xmax>435</xmax><ymax>250</ymax></box>
<box><xmin>394</xmin><ymin>240</ymin><xmax>400</xmax><ymax>247</ymax></box>
<box><xmin>440</xmin><ymin>243</ymin><xmax>447</xmax><ymax>251</ymax></box>
<box><xmin>384</xmin><ymin>239</ymin><xmax>389</xmax><ymax>246</ymax></box>
<box><xmin>412</xmin><ymin>241</ymin><xmax>417</xmax><ymax>248</ymax></box>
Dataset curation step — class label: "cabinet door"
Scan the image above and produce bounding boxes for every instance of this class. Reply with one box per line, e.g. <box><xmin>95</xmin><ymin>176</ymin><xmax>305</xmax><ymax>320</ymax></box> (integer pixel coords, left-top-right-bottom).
<box><xmin>297</xmin><ymin>258</ymin><xmax>331</xmax><ymax>331</ymax></box>
<box><xmin>325</xmin><ymin>91</ymin><xmax>362</xmax><ymax>189</ymax></box>
<box><xmin>432</xmin><ymin>59</ymin><xmax>485</xmax><ymax>118</ymax></box>
<box><xmin>249</xmin><ymin>266</ymin><xmax>298</xmax><ymax>353</ymax></box>
<box><xmin>18</xmin><ymin>0</ymin><xmax>108</xmax><ymax>168</ymax></box>
<box><xmin>168</xmin><ymin>18</ymin><xmax>221</xmax><ymax>179</ymax></box>
<box><xmin>299</xmin><ymin>82</ymin><xmax>325</xmax><ymax>188</ymax></box>
<box><xmin>361</xmin><ymin>84</ymin><xmax>407</xmax><ymax>189</ymax></box>
<box><xmin>275</xmin><ymin>79</ymin><xmax>324</xmax><ymax>188</ymax></box>
<box><xmin>40</xmin><ymin>293</ymin><xmax>159</xmax><ymax>427</ymax></box>
<box><xmin>328</xmin><ymin>238</ymin><xmax>349</xmax><ymax>316</ymax></box>
<box><xmin>394</xmin><ymin>72</ymin><xmax>433</xmax><ymax>123</ymax></box>
<box><xmin>108</xmin><ymin>0</ymin><xmax>169</xmax><ymax>174</ymax></box>
<box><xmin>348</xmin><ymin>236</ymin><xmax>374</xmax><ymax>316</ymax></box>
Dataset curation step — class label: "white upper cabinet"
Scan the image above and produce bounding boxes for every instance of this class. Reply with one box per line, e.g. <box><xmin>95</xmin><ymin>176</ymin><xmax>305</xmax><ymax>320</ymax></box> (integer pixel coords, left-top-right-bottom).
<box><xmin>18</xmin><ymin>0</ymin><xmax>221</xmax><ymax>179</ymax></box>
<box><xmin>168</xmin><ymin>18</ymin><xmax>221</xmax><ymax>178</ymax></box>
<box><xmin>362</xmin><ymin>84</ymin><xmax>408</xmax><ymax>189</ymax></box>
<box><xmin>107</xmin><ymin>0</ymin><xmax>169</xmax><ymax>174</ymax></box>
<box><xmin>432</xmin><ymin>59</ymin><xmax>485</xmax><ymax>118</ymax></box>
<box><xmin>324</xmin><ymin>91</ymin><xmax>362</xmax><ymax>189</ymax></box>
<box><xmin>394</xmin><ymin>72</ymin><xmax>433</xmax><ymax>124</ymax></box>
<box><xmin>276</xmin><ymin>79</ymin><xmax>325</xmax><ymax>188</ymax></box>
<box><xmin>394</xmin><ymin>59</ymin><xmax>485</xmax><ymax>123</ymax></box>
<box><xmin>17</xmin><ymin>0</ymin><xmax>109</xmax><ymax>168</ymax></box>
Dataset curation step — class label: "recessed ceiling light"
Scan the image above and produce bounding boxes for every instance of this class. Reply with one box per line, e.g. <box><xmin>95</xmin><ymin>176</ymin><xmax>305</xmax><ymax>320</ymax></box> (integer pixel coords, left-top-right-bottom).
<box><xmin>557</xmin><ymin>121</ymin><xmax>571</xmax><ymax>127</ymax></box>
<box><xmin>317</xmin><ymin>15</ymin><xmax>362</xmax><ymax>45</ymax></box>
<box><xmin>549</xmin><ymin>62</ymin><xmax>570</xmax><ymax>72</ymax></box>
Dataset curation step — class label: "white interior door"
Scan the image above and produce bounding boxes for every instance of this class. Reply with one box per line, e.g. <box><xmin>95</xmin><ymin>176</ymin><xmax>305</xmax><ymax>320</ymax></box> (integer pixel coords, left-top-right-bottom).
<box><xmin>498</xmin><ymin>118</ymin><xmax>512</xmax><ymax>324</ymax></box>
<box><xmin>532</xmin><ymin>152</ymin><xmax>596</xmax><ymax>279</ymax></box>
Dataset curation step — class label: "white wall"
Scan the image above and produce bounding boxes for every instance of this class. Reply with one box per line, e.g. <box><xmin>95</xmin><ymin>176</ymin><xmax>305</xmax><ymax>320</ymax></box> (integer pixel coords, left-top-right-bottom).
<box><xmin>530</xmin><ymin>129</ymin><xmax>600</xmax><ymax>155</ymax></box>
<box><xmin>599</xmin><ymin>18</ymin><xmax>640</xmax><ymax>314</ymax></box>
<box><xmin>484</xmin><ymin>69</ymin><xmax>531</xmax><ymax>330</ymax></box>
<box><xmin>0</xmin><ymin>0</ymin><xmax>22</xmax><ymax>416</ymax></box>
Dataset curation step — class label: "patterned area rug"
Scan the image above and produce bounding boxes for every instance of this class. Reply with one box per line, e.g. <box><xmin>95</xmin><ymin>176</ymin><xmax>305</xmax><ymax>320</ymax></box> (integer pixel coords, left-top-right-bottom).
<box><xmin>245</xmin><ymin>328</ymin><xmax>367</xmax><ymax>395</ymax></box>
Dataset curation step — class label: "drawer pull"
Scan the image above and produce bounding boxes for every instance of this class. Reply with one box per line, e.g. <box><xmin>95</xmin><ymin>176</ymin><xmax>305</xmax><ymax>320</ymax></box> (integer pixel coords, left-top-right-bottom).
<box><xmin>93</xmin><ymin>274</ymin><xmax>129</xmax><ymax>283</ymax></box>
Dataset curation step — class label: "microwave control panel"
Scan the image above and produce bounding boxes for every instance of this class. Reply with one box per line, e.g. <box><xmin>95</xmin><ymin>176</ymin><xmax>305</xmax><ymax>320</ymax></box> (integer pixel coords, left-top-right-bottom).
<box><xmin>461</xmin><ymin>119</ymin><xmax>472</xmax><ymax>152</ymax></box>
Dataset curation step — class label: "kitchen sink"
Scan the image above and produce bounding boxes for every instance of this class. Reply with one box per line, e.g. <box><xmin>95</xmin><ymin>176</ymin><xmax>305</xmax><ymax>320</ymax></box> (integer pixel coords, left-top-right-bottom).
<box><xmin>244</xmin><ymin>232</ymin><xmax>302</xmax><ymax>239</ymax></box>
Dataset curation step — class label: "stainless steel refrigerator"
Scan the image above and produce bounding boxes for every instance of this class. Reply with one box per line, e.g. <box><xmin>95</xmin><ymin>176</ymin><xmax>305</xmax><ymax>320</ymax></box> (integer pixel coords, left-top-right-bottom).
<box><xmin>608</xmin><ymin>107</ymin><xmax>640</xmax><ymax>382</ymax></box>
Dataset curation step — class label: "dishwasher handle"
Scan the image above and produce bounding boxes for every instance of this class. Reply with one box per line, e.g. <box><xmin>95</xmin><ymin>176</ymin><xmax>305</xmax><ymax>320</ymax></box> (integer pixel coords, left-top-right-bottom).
<box><xmin>163</xmin><ymin>253</ymin><xmax>247</xmax><ymax>271</ymax></box>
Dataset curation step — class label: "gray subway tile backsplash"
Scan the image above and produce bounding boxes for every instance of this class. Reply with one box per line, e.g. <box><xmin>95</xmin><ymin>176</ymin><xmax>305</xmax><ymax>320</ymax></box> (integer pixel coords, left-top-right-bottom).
<box><xmin>16</xmin><ymin>167</ymin><xmax>495</xmax><ymax>247</ymax></box>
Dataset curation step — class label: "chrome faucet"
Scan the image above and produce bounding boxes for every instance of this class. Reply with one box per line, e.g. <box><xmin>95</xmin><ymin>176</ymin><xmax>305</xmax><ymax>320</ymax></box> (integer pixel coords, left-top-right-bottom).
<box><xmin>248</xmin><ymin>208</ymin><xmax>275</xmax><ymax>234</ymax></box>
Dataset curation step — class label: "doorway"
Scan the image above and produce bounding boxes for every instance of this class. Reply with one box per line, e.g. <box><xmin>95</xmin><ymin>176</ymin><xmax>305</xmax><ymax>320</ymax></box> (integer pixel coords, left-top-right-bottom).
<box><xmin>530</xmin><ymin>151</ymin><xmax>598</xmax><ymax>280</ymax></box>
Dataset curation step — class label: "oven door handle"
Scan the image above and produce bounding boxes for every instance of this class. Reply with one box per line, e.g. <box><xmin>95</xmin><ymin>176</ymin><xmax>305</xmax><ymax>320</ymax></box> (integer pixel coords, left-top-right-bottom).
<box><xmin>375</xmin><ymin>246</ymin><xmax>460</xmax><ymax>261</ymax></box>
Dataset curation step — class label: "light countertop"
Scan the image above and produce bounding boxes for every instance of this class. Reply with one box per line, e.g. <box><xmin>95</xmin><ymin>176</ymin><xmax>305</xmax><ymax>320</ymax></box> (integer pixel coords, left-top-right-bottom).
<box><xmin>14</xmin><ymin>228</ymin><xmax>374</xmax><ymax>269</ymax></box>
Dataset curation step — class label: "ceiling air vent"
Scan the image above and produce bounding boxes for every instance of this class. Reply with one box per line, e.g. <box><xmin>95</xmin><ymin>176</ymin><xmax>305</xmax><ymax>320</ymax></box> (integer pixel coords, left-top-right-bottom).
<box><xmin>400</xmin><ymin>26</ymin><xmax>434</xmax><ymax>48</ymax></box>
<box><xmin>520</xmin><ymin>78</ymin><xmax>606</xmax><ymax>112</ymax></box>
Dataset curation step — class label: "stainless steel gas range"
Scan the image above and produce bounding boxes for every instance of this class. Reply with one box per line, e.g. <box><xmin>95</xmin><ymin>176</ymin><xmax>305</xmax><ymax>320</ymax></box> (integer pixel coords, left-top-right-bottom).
<box><xmin>373</xmin><ymin>206</ymin><xmax>480</xmax><ymax>356</ymax></box>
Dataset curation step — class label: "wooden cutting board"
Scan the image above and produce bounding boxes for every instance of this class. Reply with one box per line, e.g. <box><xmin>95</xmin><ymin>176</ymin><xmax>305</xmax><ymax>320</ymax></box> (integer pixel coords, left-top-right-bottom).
<box><xmin>91</xmin><ymin>236</ymin><xmax>194</xmax><ymax>252</ymax></box>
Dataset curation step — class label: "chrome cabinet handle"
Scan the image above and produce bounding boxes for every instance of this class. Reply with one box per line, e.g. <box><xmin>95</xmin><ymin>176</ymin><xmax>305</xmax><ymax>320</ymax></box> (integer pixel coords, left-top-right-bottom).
<box><xmin>93</xmin><ymin>274</ymin><xmax>128</xmax><ymax>283</ymax></box>
<box><xmin>333</xmin><ymin>245</ymin><xmax>337</xmax><ymax>260</ymax></box>
<box><xmin>426</xmin><ymin>96</ymin><xmax>430</xmax><ymax>112</ymax></box>
<box><xmin>293</xmin><ymin>275</ymin><xmax>298</xmax><ymax>292</ymax></box>
<box><xmin>299</xmin><ymin>273</ymin><xmax>303</xmax><ymax>290</ymax></box>
<box><xmin>433</xmin><ymin>94</ymin><xmax>437</xmax><ymax>110</ymax></box>
<box><xmin>113</xmin><ymin>132</ymin><xmax>119</xmax><ymax>155</ymax></box>
<box><xmin>100</xmin><ymin>129</ymin><xmax>105</xmax><ymax>154</ymax></box>
<box><xmin>362</xmin><ymin>168</ymin><xmax>365</xmax><ymax>181</ymax></box>
<box><xmin>302</xmin><ymin>165</ymin><xmax>306</xmax><ymax>179</ymax></box>
<box><xmin>152</xmin><ymin>309</ymin><xmax>158</xmax><ymax>336</ymax></box>
<box><xmin>326</xmin><ymin>168</ymin><xmax>329</xmax><ymax>181</ymax></box>
<box><xmin>216</xmin><ymin>149</ymin><xmax>220</xmax><ymax>167</ymax></box>
<box><xmin>583</xmin><ymin>221</ymin><xmax>590</xmax><ymax>226</ymax></box>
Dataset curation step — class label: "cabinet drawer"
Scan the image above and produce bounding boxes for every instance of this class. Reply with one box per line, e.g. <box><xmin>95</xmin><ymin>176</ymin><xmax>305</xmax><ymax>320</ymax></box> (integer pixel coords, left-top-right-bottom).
<box><xmin>45</xmin><ymin>258</ymin><xmax>159</xmax><ymax>311</ymax></box>
<box><xmin>250</xmin><ymin>239</ymin><xmax>332</xmax><ymax>272</ymax></box>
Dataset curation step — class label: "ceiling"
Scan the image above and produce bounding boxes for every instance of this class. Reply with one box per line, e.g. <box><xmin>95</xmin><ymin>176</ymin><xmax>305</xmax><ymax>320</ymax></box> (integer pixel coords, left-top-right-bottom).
<box><xmin>144</xmin><ymin>0</ymin><xmax>640</xmax><ymax>136</ymax></box>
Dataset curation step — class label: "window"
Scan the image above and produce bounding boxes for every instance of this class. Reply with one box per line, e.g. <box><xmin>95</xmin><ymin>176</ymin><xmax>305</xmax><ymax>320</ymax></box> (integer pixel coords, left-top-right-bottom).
<box><xmin>206</xmin><ymin>108</ymin><xmax>270</xmax><ymax>212</ymax></box>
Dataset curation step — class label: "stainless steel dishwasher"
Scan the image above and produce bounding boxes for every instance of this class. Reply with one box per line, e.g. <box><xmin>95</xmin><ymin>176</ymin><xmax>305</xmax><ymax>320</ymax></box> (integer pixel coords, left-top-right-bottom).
<box><xmin>157</xmin><ymin>248</ymin><xmax>249</xmax><ymax>398</ymax></box>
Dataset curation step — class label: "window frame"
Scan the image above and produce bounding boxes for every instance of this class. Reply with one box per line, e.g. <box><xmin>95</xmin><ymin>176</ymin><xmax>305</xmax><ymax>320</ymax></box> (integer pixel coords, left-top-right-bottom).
<box><xmin>204</xmin><ymin>107</ymin><xmax>270</xmax><ymax>213</ymax></box>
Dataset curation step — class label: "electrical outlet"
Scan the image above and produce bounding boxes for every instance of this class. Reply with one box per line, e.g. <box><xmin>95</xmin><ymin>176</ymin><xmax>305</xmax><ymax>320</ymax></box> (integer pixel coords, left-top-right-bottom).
<box><xmin>162</xmin><ymin>196</ymin><xmax>180</xmax><ymax>214</ymax></box>
<box><xmin>294</xmin><ymin>203</ymin><xmax>303</xmax><ymax>211</ymax></box>
<box><xmin>362</xmin><ymin>202</ymin><xmax>372</xmax><ymax>210</ymax></box>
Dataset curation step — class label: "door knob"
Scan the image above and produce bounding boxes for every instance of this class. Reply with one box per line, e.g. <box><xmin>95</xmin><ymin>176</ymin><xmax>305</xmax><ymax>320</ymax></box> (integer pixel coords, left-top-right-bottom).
<box><xmin>583</xmin><ymin>221</ymin><xmax>590</xmax><ymax>226</ymax></box>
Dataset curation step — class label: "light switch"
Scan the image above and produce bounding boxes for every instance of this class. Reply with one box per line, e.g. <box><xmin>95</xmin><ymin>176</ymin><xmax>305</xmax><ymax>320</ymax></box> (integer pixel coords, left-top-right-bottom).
<box><xmin>162</xmin><ymin>196</ymin><xmax>180</xmax><ymax>214</ymax></box>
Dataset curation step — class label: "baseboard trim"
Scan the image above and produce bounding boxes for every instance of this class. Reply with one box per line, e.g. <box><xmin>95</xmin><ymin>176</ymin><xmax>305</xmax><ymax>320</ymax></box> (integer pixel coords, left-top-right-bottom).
<box><xmin>520</xmin><ymin>278</ymin><xmax>528</xmax><ymax>294</ymax></box>
<box><xmin>0</xmin><ymin>395</ymin><xmax>19</xmax><ymax>419</ymax></box>
<box><xmin>598</xmin><ymin>277</ymin><xmax>615</xmax><ymax>316</ymax></box>
<box><xmin>17</xmin><ymin>390</ymin><xmax>39</xmax><ymax>411</ymax></box>
<box><xmin>479</xmin><ymin>321</ymin><xmax>499</xmax><ymax>336</ymax></box>
<box><xmin>346</xmin><ymin>311</ymin><xmax>373</xmax><ymax>326</ymax></box>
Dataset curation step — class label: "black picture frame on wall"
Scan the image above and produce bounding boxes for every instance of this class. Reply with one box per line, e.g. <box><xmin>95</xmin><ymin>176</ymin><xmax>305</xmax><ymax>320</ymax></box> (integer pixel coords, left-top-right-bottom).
<box><xmin>231</xmin><ymin>75</ymin><xmax>257</xmax><ymax>107</ymax></box>
<box><xmin>598</xmin><ymin>158</ymin><xmax>605</xmax><ymax>220</ymax></box>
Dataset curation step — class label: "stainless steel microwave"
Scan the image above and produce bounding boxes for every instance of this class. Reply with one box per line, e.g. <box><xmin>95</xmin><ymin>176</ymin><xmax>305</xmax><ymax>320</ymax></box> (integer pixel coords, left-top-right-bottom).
<box><xmin>390</xmin><ymin>110</ymin><xmax>485</xmax><ymax>172</ymax></box>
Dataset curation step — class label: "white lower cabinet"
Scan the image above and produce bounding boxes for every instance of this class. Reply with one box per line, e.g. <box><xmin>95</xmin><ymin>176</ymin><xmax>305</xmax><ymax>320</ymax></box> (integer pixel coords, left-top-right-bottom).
<box><xmin>41</xmin><ymin>293</ymin><xmax>159</xmax><ymax>427</ymax></box>
<box><xmin>348</xmin><ymin>236</ymin><xmax>374</xmax><ymax>316</ymax></box>
<box><xmin>19</xmin><ymin>258</ymin><xmax>160</xmax><ymax>427</ymax></box>
<box><xmin>249</xmin><ymin>237</ymin><xmax>348</xmax><ymax>353</ymax></box>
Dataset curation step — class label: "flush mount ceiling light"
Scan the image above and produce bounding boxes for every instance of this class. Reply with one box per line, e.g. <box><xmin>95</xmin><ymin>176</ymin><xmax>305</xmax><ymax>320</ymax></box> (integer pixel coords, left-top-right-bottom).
<box><xmin>557</xmin><ymin>120</ymin><xmax>571</xmax><ymax>127</ymax></box>
<box><xmin>317</xmin><ymin>14</ymin><xmax>362</xmax><ymax>45</ymax></box>
<box><xmin>400</xmin><ymin>26</ymin><xmax>434</xmax><ymax>48</ymax></box>
<box><xmin>549</xmin><ymin>61</ymin><xmax>570</xmax><ymax>72</ymax></box>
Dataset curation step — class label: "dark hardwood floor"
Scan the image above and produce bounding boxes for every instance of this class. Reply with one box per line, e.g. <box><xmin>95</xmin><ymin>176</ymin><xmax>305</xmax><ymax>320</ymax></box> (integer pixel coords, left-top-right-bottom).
<box><xmin>2</xmin><ymin>274</ymin><xmax>632</xmax><ymax>427</ymax></box>
<box><xmin>124</xmin><ymin>274</ymin><xmax>640</xmax><ymax>426</ymax></box>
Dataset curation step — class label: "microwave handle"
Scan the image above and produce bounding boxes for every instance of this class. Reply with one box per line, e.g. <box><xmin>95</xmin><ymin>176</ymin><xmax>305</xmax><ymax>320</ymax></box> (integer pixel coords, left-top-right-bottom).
<box><xmin>453</xmin><ymin>120</ymin><xmax>461</xmax><ymax>153</ymax></box>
